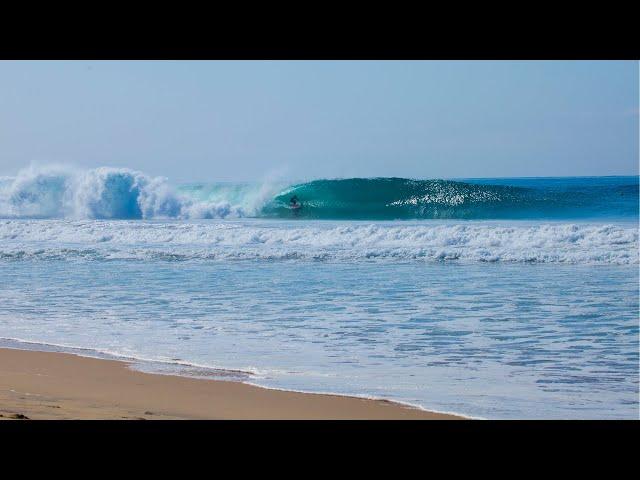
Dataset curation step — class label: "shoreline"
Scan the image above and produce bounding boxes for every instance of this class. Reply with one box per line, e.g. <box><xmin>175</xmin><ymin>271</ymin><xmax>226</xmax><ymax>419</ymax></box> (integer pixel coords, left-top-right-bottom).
<box><xmin>0</xmin><ymin>347</ymin><xmax>463</xmax><ymax>420</ymax></box>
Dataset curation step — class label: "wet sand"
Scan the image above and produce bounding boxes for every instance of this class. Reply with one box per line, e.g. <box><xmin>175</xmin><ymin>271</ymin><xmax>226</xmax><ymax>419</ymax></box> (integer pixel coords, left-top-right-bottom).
<box><xmin>0</xmin><ymin>348</ymin><xmax>462</xmax><ymax>419</ymax></box>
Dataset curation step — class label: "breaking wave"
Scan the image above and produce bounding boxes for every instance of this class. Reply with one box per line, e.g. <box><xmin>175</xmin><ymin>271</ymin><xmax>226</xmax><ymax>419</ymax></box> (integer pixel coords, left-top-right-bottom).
<box><xmin>1</xmin><ymin>165</ymin><xmax>637</xmax><ymax>221</ymax></box>
<box><xmin>264</xmin><ymin>177</ymin><xmax>639</xmax><ymax>220</ymax></box>
<box><xmin>0</xmin><ymin>165</ymin><xmax>260</xmax><ymax>220</ymax></box>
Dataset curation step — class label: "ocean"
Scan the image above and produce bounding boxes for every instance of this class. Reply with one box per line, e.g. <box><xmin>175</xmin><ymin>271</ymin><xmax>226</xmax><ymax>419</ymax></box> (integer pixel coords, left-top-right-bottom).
<box><xmin>0</xmin><ymin>166</ymin><xmax>638</xmax><ymax>419</ymax></box>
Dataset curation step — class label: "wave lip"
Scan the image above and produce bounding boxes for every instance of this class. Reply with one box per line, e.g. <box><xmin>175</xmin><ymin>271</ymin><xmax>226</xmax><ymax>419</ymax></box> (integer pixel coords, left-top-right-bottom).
<box><xmin>1</xmin><ymin>220</ymin><xmax>637</xmax><ymax>265</ymax></box>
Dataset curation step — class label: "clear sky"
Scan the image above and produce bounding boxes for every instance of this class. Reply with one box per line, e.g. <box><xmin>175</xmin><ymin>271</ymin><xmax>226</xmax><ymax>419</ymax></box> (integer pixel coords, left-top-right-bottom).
<box><xmin>0</xmin><ymin>60</ymin><xmax>637</xmax><ymax>183</ymax></box>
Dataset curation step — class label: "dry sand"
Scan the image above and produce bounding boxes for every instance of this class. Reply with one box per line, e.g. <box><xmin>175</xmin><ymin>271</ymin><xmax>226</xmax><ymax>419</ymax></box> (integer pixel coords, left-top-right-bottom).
<box><xmin>0</xmin><ymin>348</ymin><xmax>461</xmax><ymax>420</ymax></box>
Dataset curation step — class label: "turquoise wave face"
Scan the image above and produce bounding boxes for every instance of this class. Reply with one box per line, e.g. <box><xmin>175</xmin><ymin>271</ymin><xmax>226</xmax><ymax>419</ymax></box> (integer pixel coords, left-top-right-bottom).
<box><xmin>263</xmin><ymin>177</ymin><xmax>639</xmax><ymax>220</ymax></box>
<box><xmin>1</xmin><ymin>167</ymin><xmax>637</xmax><ymax>220</ymax></box>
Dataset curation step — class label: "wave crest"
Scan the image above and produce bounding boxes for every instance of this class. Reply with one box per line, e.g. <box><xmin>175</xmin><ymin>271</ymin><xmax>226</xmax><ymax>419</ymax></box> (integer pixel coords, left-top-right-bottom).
<box><xmin>0</xmin><ymin>166</ymin><xmax>249</xmax><ymax>220</ymax></box>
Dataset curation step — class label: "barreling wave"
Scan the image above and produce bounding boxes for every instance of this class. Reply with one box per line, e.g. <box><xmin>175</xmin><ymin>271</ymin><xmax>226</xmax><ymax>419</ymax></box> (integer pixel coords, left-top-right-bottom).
<box><xmin>0</xmin><ymin>165</ymin><xmax>638</xmax><ymax>220</ymax></box>
<box><xmin>265</xmin><ymin>177</ymin><xmax>639</xmax><ymax>220</ymax></box>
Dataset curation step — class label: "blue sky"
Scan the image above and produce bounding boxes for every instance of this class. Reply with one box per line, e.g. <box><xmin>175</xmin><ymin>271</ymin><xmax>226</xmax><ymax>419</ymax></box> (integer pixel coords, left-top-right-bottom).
<box><xmin>0</xmin><ymin>60</ymin><xmax>637</xmax><ymax>182</ymax></box>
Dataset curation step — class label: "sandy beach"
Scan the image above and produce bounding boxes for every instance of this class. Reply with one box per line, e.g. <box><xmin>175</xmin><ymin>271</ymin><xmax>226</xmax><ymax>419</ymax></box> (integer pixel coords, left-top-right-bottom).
<box><xmin>0</xmin><ymin>348</ymin><xmax>461</xmax><ymax>420</ymax></box>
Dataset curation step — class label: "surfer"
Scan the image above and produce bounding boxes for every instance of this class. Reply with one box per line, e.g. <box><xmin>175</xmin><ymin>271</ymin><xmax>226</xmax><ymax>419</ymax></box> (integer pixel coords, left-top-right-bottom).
<box><xmin>289</xmin><ymin>195</ymin><xmax>302</xmax><ymax>216</ymax></box>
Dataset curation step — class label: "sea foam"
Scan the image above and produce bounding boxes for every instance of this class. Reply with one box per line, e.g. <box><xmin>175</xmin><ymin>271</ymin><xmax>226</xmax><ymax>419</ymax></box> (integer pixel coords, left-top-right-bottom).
<box><xmin>0</xmin><ymin>165</ymin><xmax>254</xmax><ymax>220</ymax></box>
<box><xmin>0</xmin><ymin>220</ymin><xmax>636</xmax><ymax>264</ymax></box>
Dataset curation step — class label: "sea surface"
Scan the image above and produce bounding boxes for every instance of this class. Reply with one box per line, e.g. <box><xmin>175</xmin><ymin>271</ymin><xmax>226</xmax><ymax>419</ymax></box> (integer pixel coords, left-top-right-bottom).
<box><xmin>0</xmin><ymin>166</ymin><xmax>638</xmax><ymax>419</ymax></box>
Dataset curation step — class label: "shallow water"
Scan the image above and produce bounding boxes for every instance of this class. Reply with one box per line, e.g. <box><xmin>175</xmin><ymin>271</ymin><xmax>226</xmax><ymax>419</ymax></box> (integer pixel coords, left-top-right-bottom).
<box><xmin>0</xmin><ymin>233</ymin><xmax>637</xmax><ymax>419</ymax></box>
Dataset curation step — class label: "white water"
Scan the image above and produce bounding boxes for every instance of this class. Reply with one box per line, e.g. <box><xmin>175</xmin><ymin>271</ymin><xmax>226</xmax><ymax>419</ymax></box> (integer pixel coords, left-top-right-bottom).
<box><xmin>0</xmin><ymin>165</ymin><xmax>278</xmax><ymax>219</ymax></box>
<box><xmin>0</xmin><ymin>219</ymin><xmax>637</xmax><ymax>264</ymax></box>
